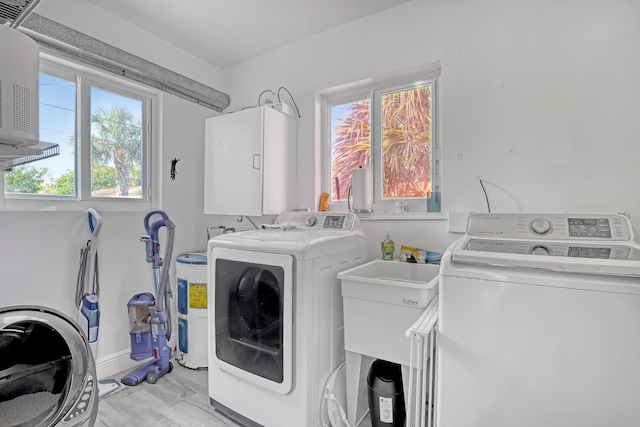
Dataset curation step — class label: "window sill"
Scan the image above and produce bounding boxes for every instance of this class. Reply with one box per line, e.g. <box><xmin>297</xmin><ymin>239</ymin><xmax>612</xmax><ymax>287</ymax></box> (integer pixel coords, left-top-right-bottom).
<box><xmin>354</xmin><ymin>211</ymin><xmax>448</xmax><ymax>221</ymax></box>
<box><xmin>1</xmin><ymin>198</ymin><xmax>153</xmax><ymax>213</ymax></box>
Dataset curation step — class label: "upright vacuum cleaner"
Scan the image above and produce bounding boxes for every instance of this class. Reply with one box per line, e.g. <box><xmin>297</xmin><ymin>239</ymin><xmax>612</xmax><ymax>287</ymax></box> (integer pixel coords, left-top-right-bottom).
<box><xmin>121</xmin><ymin>210</ymin><xmax>176</xmax><ymax>386</ymax></box>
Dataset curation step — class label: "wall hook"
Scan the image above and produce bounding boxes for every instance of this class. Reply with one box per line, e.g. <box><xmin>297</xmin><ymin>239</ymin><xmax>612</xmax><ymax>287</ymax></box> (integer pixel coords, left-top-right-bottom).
<box><xmin>170</xmin><ymin>158</ymin><xmax>180</xmax><ymax>180</ymax></box>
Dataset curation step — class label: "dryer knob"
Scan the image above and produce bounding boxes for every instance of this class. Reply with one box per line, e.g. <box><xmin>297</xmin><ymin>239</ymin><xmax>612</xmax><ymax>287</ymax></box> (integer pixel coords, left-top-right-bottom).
<box><xmin>530</xmin><ymin>245</ymin><xmax>550</xmax><ymax>256</ymax></box>
<box><xmin>305</xmin><ymin>216</ymin><xmax>318</xmax><ymax>227</ymax></box>
<box><xmin>530</xmin><ymin>218</ymin><xmax>552</xmax><ymax>235</ymax></box>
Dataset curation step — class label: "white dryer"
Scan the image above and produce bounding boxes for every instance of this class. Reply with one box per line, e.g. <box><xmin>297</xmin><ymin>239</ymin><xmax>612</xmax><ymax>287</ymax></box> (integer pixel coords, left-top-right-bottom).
<box><xmin>437</xmin><ymin>213</ymin><xmax>640</xmax><ymax>427</ymax></box>
<box><xmin>207</xmin><ymin>211</ymin><xmax>368</xmax><ymax>427</ymax></box>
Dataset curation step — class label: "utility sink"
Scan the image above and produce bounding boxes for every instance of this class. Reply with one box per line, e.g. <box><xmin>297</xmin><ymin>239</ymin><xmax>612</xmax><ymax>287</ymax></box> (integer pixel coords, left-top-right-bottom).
<box><xmin>338</xmin><ymin>260</ymin><xmax>439</xmax><ymax>368</ymax></box>
<box><xmin>339</xmin><ymin>260</ymin><xmax>441</xmax><ymax>426</ymax></box>
<box><xmin>338</xmin><ymin>259</ymin><xmax>439</xmax><ymax>308</ymax></box>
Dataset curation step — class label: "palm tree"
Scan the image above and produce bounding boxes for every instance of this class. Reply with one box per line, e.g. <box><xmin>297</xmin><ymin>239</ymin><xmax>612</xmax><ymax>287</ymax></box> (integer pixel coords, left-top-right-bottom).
<box><xmin>382</xmin><ymin>86</ymin><xmax>432</xmax><ymax>198</ymax></box>
<box><xmin>332</xmin><ymin>101</ymin><xmax>370</xmax><ymax>200</ymax></box>
<box><xmin>91</xmin><ymin>106</ymin><xmax>142</xmax><ymax>196</ymax></box>
<box><xmin>332</xmin><ymin>86</ymin><xmax>432</xmax><ymax>200</ymax></box>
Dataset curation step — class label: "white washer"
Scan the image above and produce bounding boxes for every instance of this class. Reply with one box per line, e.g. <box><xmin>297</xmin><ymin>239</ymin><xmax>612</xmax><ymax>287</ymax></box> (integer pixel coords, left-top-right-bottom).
<box><xmin>207</xmin><ymin>211</ymin><xmax>368</xmax><ymax>427</ymax></box>
<box><xmin>437</xmin><ymin>213</ymin><xmax>640</xmax><ymax>427</ymax></box>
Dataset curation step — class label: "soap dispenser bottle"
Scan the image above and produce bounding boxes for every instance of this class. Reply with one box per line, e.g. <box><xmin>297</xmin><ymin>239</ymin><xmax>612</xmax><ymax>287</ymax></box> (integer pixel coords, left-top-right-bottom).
<box><xmin>381</xmin><ymin>234</ymin><xmax>395</xmax><ymax>260</ymax></box>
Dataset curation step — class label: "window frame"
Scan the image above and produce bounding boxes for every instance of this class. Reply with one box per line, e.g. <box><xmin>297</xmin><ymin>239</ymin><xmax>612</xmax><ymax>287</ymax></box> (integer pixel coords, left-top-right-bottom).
<box><xmin>0</xmin><ymin>53</ymin><xmax>161</xmax><ymax>212</ymax></box>
<box><xmin>321</xmin><ymin>63</ymin><xmax>441</xmax><ymax>215</ymax></box>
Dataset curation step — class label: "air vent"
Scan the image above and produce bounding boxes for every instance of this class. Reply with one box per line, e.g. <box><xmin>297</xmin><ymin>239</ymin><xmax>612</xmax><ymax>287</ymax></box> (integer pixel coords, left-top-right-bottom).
<box><xmin>13</xmin><ymin>83</ymin><xmax>32</xmax><ymax>133</ymax></box>
<box><xmin>0</xmin><ymin>0</ymin><xmax>41</xmax><ymax>27</ymax></box>
<box><xmin>0</xmin><ymin>0</ymin><xmax>27</xmax><ymax>23</ymax></box>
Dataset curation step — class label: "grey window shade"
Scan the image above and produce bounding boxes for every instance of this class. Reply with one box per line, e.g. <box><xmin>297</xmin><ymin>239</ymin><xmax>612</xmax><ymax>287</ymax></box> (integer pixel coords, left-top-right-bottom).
<box><xmin>19</xmin><ymin>13</ymin><xmax>230</xmax><ymax>112</ymax></box>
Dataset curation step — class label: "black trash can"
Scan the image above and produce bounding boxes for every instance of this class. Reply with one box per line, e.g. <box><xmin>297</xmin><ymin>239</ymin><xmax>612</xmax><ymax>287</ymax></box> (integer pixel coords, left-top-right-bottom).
<box><xmin>367</xmin><ymin>359</ymin><xmax>406</xmax><ymax>427</ymax></box>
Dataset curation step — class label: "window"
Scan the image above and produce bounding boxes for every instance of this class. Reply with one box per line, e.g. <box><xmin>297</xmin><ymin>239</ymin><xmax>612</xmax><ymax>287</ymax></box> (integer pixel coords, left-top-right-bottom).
<box><xmin>90</xmin><ymin>87</ymin><xmax>144</xmax><ymax>199</ymax></box>
<box><xmin>322</xmin><ymin>64</ymin><xmax>440</xmax><ymax>213</ymax></box>
<box><xmin>2</xmin><ymin>55</ymin><xmax>157</xmax><ymax>211</ymax></box>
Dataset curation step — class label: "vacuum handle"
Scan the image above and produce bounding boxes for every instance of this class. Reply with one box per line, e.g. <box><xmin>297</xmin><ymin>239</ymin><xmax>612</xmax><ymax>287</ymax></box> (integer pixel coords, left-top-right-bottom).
<box><xmin>144</xmin><ymin>210</ymin><xmax>169</xmax><ymax>238</ymax></box>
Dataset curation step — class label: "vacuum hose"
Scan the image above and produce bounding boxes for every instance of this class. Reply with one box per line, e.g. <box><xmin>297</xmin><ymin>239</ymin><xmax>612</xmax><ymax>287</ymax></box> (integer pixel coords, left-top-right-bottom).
<box><xmin>157</xmin><ymin>220</ymin><xmax>175</xmax><ymax>340</ymax></box>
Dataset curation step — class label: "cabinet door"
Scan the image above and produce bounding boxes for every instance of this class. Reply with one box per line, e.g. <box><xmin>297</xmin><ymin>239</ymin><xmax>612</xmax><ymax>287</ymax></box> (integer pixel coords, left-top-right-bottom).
<box><xmin>204</xmin><ymin>108</ymin><xmax>263</xmax><ymax>215</ymax></box>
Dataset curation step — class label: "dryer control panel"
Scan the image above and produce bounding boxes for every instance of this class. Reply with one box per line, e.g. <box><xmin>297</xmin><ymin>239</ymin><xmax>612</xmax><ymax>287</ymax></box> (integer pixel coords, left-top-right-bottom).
<box><xmin>275</xmin><ymin>212</ymin><xmax>358</xmax><ymax>231</ymax></box>
<box><xmin>466</xmin><ymin>213</ymin><xmax>633</xmax><ymax>241</ymax></box>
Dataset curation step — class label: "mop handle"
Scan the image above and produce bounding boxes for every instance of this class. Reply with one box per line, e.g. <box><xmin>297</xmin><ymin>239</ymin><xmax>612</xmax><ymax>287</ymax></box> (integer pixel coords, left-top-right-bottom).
<box><xmin>87</xmin><ymin>208</ymin><xmax>102</xmax><ymax>236</ymax></box>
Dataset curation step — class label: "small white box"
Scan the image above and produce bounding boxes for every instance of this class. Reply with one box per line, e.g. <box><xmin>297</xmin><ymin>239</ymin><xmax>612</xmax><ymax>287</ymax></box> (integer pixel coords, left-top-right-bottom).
<box><xmin>448</xmin><ymin>210</ymin><xmax>470</xmax><ymax>233</ymax></box>
<box><xmin>338</xmin><ymin>260</ymin><xmax>439</xmax><ymax>365</ymax></box>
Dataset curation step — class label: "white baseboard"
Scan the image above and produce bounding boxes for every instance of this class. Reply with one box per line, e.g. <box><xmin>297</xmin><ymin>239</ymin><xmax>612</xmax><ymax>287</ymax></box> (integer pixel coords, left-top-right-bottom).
<box><xmin>95</xmin><ymin>337</ymin><xmax>178</xmax><ymax>380</ymax></box>
<box><xmin>95</xmin><ymin>349</ymin><xmax>137</xmax><ymax>380</ymax></box>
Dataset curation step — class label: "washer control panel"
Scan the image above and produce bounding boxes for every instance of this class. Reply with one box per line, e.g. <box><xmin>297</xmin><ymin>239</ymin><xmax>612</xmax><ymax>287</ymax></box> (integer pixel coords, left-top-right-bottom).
<box><xmin>63</xmin><ymin>374</ymin><xmax>95</xmax><ymax>423</ymax></box>
<box><xmin>465</xmin><ymin>239</ymin><xmax>640</xmax><ymax>259</ymax></box>
<box><xmin>466</xmin><ymin>213</ymin><xmax>633</xmax><ymax>241</ymax></box>
<box><xmin>275</xmin><ymin>212</ymin><xmax>358</xmax><ymax>231</ymax></box>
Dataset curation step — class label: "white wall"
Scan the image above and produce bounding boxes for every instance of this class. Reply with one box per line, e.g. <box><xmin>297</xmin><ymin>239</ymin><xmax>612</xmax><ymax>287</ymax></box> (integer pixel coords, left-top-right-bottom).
<box><xmin>2</xmin><ymin>0</ymin><xmax>640</xmax><ymax>379</ymax></box>
<box><xmin>0</xmin><ymin>93</ymin><xmax>218</xmax><ymax>378</ymax></box>
<box><xmin>221</xmin><ymin>0</ymin><xmax>640</xmax><ymax>255</ymax></box>
<box><xmin>34</xmin><ymin>0</ymin><xmax>225</xmax><ymax>88</ymax></box>
<box><xmin>0</xmin><ymin>0</ymin><xmax>225</xmax><ymax>378</ymax></box>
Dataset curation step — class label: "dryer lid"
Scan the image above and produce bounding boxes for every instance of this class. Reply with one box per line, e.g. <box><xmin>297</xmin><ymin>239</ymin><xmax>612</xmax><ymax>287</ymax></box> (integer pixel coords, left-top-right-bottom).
<box><xmin>209</xmin><ymin>230</ymin><xmax>367</xmax><ymax>259</ymax></box>
<box><xmin>209</xmin><ymin>212</ymin><xmax>367</xmax><ymax>259</ymax></box>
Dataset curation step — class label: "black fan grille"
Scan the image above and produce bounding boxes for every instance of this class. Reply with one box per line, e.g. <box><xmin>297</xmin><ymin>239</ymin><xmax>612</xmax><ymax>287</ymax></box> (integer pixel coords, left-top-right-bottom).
<box><xmin>0</xmin><ymin>0</ymin><xmax>37</xmax><ymax>26</ymax></box>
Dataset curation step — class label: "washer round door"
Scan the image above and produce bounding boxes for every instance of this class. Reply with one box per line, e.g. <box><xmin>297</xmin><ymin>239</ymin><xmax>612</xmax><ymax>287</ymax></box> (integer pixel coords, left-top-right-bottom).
<box><xmin>232</xmin><ymin>267</ymin><xmax>281</xmax><ymax>345</ymax></box>
<box><xmin>0</xmin><ymin>306</ymin><xmax>98</xmax><ymax>427</ymax></box>
<box><xmin>210</xmin><ymin>247</ymin><xmax>294</xmax><ymax>395</ymax></box>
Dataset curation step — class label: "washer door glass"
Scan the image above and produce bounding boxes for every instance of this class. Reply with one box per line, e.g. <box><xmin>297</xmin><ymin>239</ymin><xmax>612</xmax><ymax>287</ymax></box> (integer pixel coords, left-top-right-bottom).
<box><xmin>215</xmin><ymin>258</ymin><xmax>285</xmax><ymax>383</ymax></box>
<box><xmin>0</xmin><ymin>319</ymin><xmax>71</xmax><ymax>426</ymax></box>
<box><xmin>0</xmin><ymin>308</ymin><xmax>96</xmax><ymax>427</ymax></box>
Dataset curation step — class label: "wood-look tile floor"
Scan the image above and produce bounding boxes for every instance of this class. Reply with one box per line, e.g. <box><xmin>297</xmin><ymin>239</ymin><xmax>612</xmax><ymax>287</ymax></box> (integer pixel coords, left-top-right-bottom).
<box><xmin>96</xmin><ymin>363</ymin><xmax>242</xmax><ymax>427</ymax></box>
<box><xmin>97</xmin><ymin>362</ymin><xmax>375</xmax><ymax>427</ymax></box>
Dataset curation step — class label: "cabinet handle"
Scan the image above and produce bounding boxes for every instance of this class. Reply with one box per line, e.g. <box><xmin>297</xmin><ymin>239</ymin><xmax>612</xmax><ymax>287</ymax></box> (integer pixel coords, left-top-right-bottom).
<box><xmin>253</xmin><ymin>154</ymin><xmax>261</xmax><ymax>169</ymax></box>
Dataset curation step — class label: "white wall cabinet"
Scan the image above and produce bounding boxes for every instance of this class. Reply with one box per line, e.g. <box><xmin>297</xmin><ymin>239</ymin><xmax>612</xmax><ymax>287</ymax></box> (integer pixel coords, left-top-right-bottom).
<box><xmin>204</xmin><ymin>106</ymin><xmax>296</xmax><ymax>216</ymax></box>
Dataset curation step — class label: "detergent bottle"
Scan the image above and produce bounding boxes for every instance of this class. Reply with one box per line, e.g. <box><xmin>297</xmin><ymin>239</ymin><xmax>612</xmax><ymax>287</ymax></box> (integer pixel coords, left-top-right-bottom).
<box><xmin>381</xmin><ymin>234</ymin><xmax>395</xmax><ymax>260</ymax></box>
